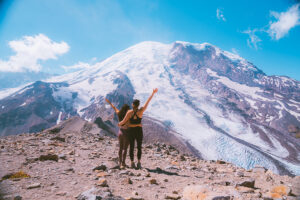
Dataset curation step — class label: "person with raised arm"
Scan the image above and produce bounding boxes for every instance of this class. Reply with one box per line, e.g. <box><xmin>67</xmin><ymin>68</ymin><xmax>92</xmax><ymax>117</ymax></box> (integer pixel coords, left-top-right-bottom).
<box><xmin>118</xmin><ymin>88</ymin><xmax>158</xmax><ymax>169</ymax></box>
<box><xmin>105</xmin><ymin>98</ymin><xmax>130</xmax><ymax>169</ymax></box>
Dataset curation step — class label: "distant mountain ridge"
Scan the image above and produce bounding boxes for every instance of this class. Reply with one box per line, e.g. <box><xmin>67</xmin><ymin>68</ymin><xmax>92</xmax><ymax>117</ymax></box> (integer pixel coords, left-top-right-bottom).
<box><xmin>0</xmin><ymin>41</ymin><xmax>299</xmax><ymax>175</ymax></box>
<box><xmin>0</xmin><ymin>71</ymin><xmax>55</xmax><ymax>90</ymax></box>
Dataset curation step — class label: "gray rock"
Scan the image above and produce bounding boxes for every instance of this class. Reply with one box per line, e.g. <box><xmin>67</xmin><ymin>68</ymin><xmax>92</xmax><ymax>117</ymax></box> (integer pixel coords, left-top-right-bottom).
<box><xmin>76</xmin><ymin>187</ymin><xmax>125</xmax><ymax>200</ymax></box>
<box><xmin>236</xmin><ymin>179</ymin><xmax>255</xmax><ymax>188</ymax></box>
<box><xmin>93</xmin><ymin>164</ymin><xmax>107</xmax><ymax>171</ymax></box>
<box><xmin>27</xmin><ymin>183</ymin><xmax>41</xmax><ymax>189</ymax></box>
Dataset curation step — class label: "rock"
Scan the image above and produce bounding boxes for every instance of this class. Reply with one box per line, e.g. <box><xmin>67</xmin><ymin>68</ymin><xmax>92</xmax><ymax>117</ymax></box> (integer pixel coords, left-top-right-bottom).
<box><xmin>97</xmin><ymin>172</ymin><xmax>108</xmax><ymax>177</ymax></box>
<box><xmin>236</xmin><ymin>186</ymin><xmax>255</xmax><ymax>193</ymax></box>
<box><xmin>68</xmin><ymin>150</ymin><xmax>75</xmax><ymax>155</ymax></box>
<box><xmin>14</xmin><ymin>195</ymin><xmax>22</xmax><ymax>200</ymax></box>
<box><xmin>149</xmin><ymin>179</ymin><xmax>158</xmax><ymax>185</ymax></box>
<box><xmin>165</xmin><ymin>194</ymin><xmax>181</xmax><ymax>199</ymax></box>
<box><xmin>183</xmin><ymin>185</ymin><xmax>240</xmax><ymax>200</ymax></box>
<box><xmin>56</xmin><ymin>192</ymin><xmax>67</xmax><ymax>196</ymax></box>
<box><xmin>39</xmin><ymin>154</ymin><xmax>58</xmax><ymax>162</ymax></box>
<box><xmin>23</xmin><ymin>157</ymin><xmax>38</xmax><ymax>165</ymax></box>
<box><xmin>264</xmin><ymin>185</ymin><xmax>291</xmax><ymax>199</ymax></box>
<box><xmin>50</xmin><ymin>136</ymin><xmax>65</xmax><ymax>142</ymax></box>
<box><xmin>65</xmin><ymin>168</ymin><xmax>75</xmax><ymax>173</ymax></box>
<box><xmin>93</xmin><ymin>164</ymin><xmax>107</xmax><ymax>171</ymax></box>
<box><xmin>211</xmin><ymin>197</ymin><xmax>230</xmax><ymax>200</ymax></box>
<box><xmin>58</xmin><ymin>154</ymin><xmax>67</xmax><ymax>160</ymax></box>
<box><xmin>126</xmin><ymin>197</ymin><xmax>144</xmax><ymax>200</ymax></box>
<box><xmin>125</xmin><ymin>178</ymin><xmax>133</xmax><ymax>184</ymax></box>
<box><xmin>291</xmin><ymin>176</ymin><xmax>300</xmax><ymax>196</ymax></box>
<box><xmin>119</xmin><ymin>170</ymin><xmax>130</xmax><ymax>176</ymax></box>
<box><xmin>236</xmin><ymin>179</ymin><xmax>255</xmax><ymax>188</ymax></box>
<box><xmin>235</xmin><ymin>171</ymin><xmax>244</xmax><ymax>177</ymax></box>
<box><xmin>132</xmin><ymin>191</ymin><xmax>138</xmax><ymax>196</ymax></box>
<box><xmin>180</xmin><ymin>155</ymin><xmax>186</xmax><ymax>161</ymax></box>
<box><xmin>27</xmin><ymin>183</ymin><xmax>41</xmax><ymax>189</ymax></box>
<box><xmin>165</xmin><ymin>165</ymin><xmax>180</xmax><ymax>171</ymax></box>
<box><xmin>216</xmin><ymin>160</ymin><xmax>226</xmax><ymax>164</ymax></box>
<box><xmin>96</xmin><ymin>178</ymin><xmax>108</xmax><ymax>187</ymax></box>
<box><xmin>76</xmin><ymin>187</ymin><xmax>123</xmax><ymax>200</ymax></box>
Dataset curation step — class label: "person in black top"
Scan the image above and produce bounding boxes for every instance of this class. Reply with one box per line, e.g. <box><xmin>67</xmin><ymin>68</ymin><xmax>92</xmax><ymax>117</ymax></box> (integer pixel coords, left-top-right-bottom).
<box><xmin>118</xmin><ymin>88</ymin><xmax>158</xmax><ymax>169</ymax></box>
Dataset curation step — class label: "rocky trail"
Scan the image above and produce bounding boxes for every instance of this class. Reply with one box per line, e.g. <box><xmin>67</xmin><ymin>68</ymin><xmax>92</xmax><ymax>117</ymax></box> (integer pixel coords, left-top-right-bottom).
<box><xmin>0</xmin><ymin>117</ymin><xmax>299</xmax><ymax>200</ymax></box>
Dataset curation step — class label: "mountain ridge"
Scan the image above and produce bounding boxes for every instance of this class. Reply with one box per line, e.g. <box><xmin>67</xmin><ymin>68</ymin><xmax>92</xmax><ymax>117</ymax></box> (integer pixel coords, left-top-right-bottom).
<box><xmin>0</xmin><ymin>41</ymin><xmax>299</xmax><ymax>175</ymax></box>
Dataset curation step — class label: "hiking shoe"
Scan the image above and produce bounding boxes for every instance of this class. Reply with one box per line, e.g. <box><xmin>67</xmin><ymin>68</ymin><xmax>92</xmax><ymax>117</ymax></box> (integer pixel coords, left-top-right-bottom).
<box><xmin>120</xmin><ymin>165</ymin><xmax>126</xmax><ymax>170</ymax></box>
<box><xmin>131</xmin><ymin>162</ymin><xmax>136</xmax><ymax>169</ymax></box>
<box><xmin>136</xmin><ymin>162</ymin><xmax>142</xmax><ymax>169</ymax></box>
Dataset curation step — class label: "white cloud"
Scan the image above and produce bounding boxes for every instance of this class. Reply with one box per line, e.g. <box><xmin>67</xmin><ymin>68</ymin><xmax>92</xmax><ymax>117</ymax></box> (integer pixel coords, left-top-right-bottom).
<box><xmin>216</xmin><ymin>8</ymin><xmax>226</xmax><ymax>21</ymax></box>
<box><xmin>268</xmin><ymin>4</ymin><xmax>300</xmax><ymax>40</ymax></box>
<box><xmin>242</xmin><ymin>29</ymin><xmax>262</xmax><ymax>50</ymax></box>
<box><xmin>0</xmin><ymin>34</ymin><xmax>69</xmax><ymax>72</ymax></box>
<box><xmin>61</xmin><ymin>61</ymin><xmax>93</xmax><ymax>71</ymax></box>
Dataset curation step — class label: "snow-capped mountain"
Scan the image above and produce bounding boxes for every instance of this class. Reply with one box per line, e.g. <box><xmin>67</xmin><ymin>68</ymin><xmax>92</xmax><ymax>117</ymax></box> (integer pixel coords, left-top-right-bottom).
<box><xmin>0</xmin><ymin>41</ymin><xmax>299</xmax><ymax>176</ymax></box>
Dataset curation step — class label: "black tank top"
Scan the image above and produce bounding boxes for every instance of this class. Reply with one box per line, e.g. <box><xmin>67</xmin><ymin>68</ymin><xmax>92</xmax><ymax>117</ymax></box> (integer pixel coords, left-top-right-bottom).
<box><xmin>130</xmin><ymin>110</ymin><xmax>142</xmax><ymax>124</ymax></box>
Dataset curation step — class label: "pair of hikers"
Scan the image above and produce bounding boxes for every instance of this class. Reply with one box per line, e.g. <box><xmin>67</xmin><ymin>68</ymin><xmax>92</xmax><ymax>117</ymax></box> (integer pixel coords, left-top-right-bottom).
<box><xmin>105</xmin><ymin>88</ymin><xmax>158</xmax><ymax>169</ymax></box>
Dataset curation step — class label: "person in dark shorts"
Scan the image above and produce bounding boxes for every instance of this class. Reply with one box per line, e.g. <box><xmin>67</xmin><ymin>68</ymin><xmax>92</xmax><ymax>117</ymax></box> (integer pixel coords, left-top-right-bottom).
<box><xmin>105</xmin><ymin>98</ymin><xmax>130</xmax><ymax>169</ymax></box>
<box><xmin>118</xmin><ymin>88</ymin><xmax>158</xmax><ymax>169</ymax></box>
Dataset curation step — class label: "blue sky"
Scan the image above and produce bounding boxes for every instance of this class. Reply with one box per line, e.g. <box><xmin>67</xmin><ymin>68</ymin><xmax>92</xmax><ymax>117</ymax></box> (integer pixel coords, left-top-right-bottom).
<box><xmin>0</xmin><ymin>0</ymin><xmax>299</xmax><ymax>80</ymax></box>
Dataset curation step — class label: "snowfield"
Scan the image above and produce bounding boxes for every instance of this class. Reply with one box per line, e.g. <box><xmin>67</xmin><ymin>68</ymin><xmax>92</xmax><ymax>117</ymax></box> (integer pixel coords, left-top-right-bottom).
<box><xmin>2</xmin><ymin>41</ymin><xmax>300</xmax><ymax>175</ymax></box>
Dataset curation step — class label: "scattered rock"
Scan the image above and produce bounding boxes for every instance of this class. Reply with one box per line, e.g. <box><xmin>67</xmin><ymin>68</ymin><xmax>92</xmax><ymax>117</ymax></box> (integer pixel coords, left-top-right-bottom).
<box><xmin>183</xmin><ymin>185</ymin><xmax>240</xmax><ymax>200</ymax></box>
<box><xmin>126</xmin><ymin>197</ymin><xmax>144</xmax><ymax>200</ymax></box>
<box><xmin>93</xmin><ymin>164</ymin><xmax>107</xmax><ymax>171</ymax></box>
<box><xmin>26</xmin><ymin>183</ymin><xmax>41</xmax><ymax>189</ymax></box>
<box><xmin>216</xmin><ymin>160</ymin><xmax>226</xmax><ymax>164</ymax></box>
<box><xmin>127</xmin><ymin>178</ymin><xmax>133</xmax><ymax>184</ymax></box>
<box><xmin>265</xmin><ymin>185</ymin><xmax>291</xmax><ymax>199</ymax></box>
<box><xmin>236</xmin><ymin>186</ymin><xmax>255</xmax><ymax>193</ymax></box>
<box><xmin>236</xmin><ymin>179</ymin><xmax>255</xmax><ymax>188</ymax></box>
<box><xmin>180</xmin><ymin>155</ymin><xmax>186</xmax><ymax>161</ymax></box>
<box><xmin>56</xmin><ymin>191</ymin><xmax>67</xmax><ymax>196</ymax></box>
<box><xmin>149</xmin><ymin>179</ymin><xmax>158</xmax><ymax>185</ymax></box>
<box><xmin>50</xmin><ymin>136</ymin><xmax>65</xmax><ymax>142</ymax></box>
<box><xmin>76</xmin><ymin>187</ymin><xmax>124</xmax><ymax>200</ymax></box>
<box><xmin>13</xmin><ymin>195</ymin><xmax>22</xmax><ymax>200</ymax></box>
<box><xmin>39</xmin><ymin>154</ymin><xmax>58</xmax><ymax>162</ymax></box>
<box><xmin>165</xmin><ymin>194</ymin><xmax>181</xmax><ymax>199</ymax></box>
<box><xmin>97</xmin><ymin>172</ymin><xmax>108</xmax><ymax>177</ymax></box>
<box><xmin>58</xmin><ymin>154</ymin><xmax>67</xmax><ymax>160</ymax></box>
<box><xmin>96</xmin><ymin>178</ymin><xmax>108</xmax><ymax>187</ymax></box>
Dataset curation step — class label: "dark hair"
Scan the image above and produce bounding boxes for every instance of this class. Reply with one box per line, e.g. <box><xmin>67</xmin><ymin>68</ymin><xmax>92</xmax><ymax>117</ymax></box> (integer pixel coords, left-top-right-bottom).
<box><xmin>132</xmin><ymin>99</ymin><xmax>140</xmax><ymax>108</ymax></box>
<box><xmin>118</xmin><ymin>104</ymin><xmax>130</xmax><ymax>121</ymax></box>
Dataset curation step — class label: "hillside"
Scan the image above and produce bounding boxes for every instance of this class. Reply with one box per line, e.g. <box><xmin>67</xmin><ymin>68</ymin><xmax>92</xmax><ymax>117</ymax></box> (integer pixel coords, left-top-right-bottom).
<box><xmin>0</xmin><ymin>41</ymin><xmax>299</xmax><ymax>175</ymax></box>
<box><xmin>0</xmin><ymin>117</ymin><xmax>299</xmax><ymax>200</ymax></box>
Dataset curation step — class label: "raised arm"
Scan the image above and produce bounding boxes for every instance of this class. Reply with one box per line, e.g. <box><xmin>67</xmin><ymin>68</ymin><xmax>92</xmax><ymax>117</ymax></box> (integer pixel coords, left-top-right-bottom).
<box><xmin>118</xmin><ymin>110</ymin><xmax>133</xmax><ymax>126</ymax></box>
<box><xmin>141</xmin><ymin>88</ymin><xmax>158</xmax><ymax>113</ymax></box>
<box><xmin>105</xmin><ymin>98</ymin><xmax>119</xmax><ymax>114</ymax></box>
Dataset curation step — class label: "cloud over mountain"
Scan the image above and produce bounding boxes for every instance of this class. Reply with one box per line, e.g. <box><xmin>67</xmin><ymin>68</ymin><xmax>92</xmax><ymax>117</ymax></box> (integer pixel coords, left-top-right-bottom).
<box><xmin>0</xmin><ymin>34</ymin><xmax>69</xmax><ymax>72</ymax></box>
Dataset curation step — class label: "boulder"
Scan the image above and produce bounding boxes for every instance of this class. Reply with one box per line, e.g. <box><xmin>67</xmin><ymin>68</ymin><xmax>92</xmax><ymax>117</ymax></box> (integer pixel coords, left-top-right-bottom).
<box><xmin>183</xmin><ymin>185</ymin><xmax>240</xmax><ymax>200</ymax></box>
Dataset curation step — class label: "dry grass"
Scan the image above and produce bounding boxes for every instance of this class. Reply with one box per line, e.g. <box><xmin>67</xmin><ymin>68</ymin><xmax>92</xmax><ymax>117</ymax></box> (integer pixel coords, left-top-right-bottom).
<box><xmin>1</xmin><ymin>171</ymin><xmax>30</xmax><ymax>181</ymax></box>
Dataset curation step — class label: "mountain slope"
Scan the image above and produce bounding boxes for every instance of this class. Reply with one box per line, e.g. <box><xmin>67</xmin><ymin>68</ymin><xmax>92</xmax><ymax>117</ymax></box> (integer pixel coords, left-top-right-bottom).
<box><xmin>0</xmin><ymin>41</ymin><xmax>299</xmax><ymax>175</ymax></box>
<box><xmin>0</xmin><ymin>119</ymin><xmax>299</xmax><ymax>200</ymax></box>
